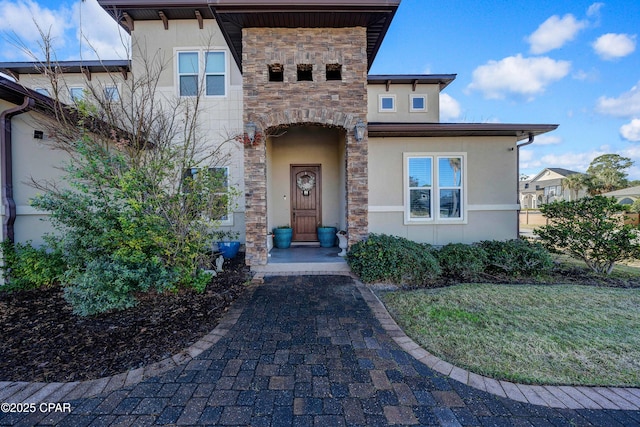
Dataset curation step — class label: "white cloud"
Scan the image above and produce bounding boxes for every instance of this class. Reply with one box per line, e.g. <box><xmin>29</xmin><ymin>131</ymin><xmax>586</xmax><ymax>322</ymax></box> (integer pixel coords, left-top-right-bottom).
<box><xmin>534</xmin><ymin>135</ymin><xmax>562</xmax><ymax>145</ymax></box>
<box><xmin>587</xmin><ymin>2</ymin><xmax>605</xmax><ymax>18</ymax></box>
<box><xmin>596</xmin><ymin>82</ymin><xmax>640</xmax><ymax>118</ymax></box>
<box><xmin>539</xmin><ymin>149</ymin><xmax>607</xmax><ymax>172</ymax></box>
<box><xmin>621</xmin><ymin>119</ymin><xmax>640</xmax><ymax>142</ymax></box>
<box><xmin>467</xmin><ymin>54</ymin><xmax>571</xmax><ymax>100</ymax></box>
<box><xmin>527</xmin><ymin>14</ymin><xmax>587</xmax><ymax>54</ymax></box>
<box><xmin>439</xmin><ymin>93</ymin><xmax>461</xmax><ymax>122</ymax></box>
<box><xmin>74</xmin><ymin>0</ymin><xmax>129</xmax><ymax>60</ymax></box>
<box><xmin>592</xmin><ymin>33</ymin><xmax>636</xmax><ymax>60</ymax></box>
<box><xmin>0</xmin><ymin>0</ymin><xmax>128</xmax><ymax>61</ymax></box>
<box><xmin>0</xmin><ymin>0</ymin><xmax>73</xmax><ymax>60</ymax></box>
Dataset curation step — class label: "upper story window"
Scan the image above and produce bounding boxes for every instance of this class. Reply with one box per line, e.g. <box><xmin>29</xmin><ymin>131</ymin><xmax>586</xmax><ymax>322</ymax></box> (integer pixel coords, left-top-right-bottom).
<box><xmin>178</xmin><ymin>52</ymin><xmax>199</xmax><ymax>96</ymax></box>
<box><xmin>177</xmin><ymin>50</ymin><xmax>226</xmax><ymax>97</ymax></box>
<box><xmin>379</xmin><ymin>94</ymin><xmax>396</xmax><ymax>112</ymax></box>
<box><xmin>405</xmin><ymin>153</ymin><xmax>465</xmax><ymax>223</ymax></box>
<box><xmin>70</xmin><ymin>87</ymin><xmax>84</xmax><ymax>102</ymax></box>
<box><xmin>410</xmin><ymin>94</ymin><xmax>427</xmax><ymax>112</ymax></box>
<box><xmin>104</xmin><ymin>86</ymin><xmax>119</xmax><ymax>101</ymax></box>
<box><xmin>205</xmin><ymin>52</ymin><xmax>225</xmax><ymax>96</ymax></box>
<box><xmin>34</xmin><ymin>88</ymin><xmax>50</xmax><ymax>96</ymax></box>
<box><xmin>297</xmin><ymin>64</ymin><xmax>313</xmax><ymax>81</ymax></box>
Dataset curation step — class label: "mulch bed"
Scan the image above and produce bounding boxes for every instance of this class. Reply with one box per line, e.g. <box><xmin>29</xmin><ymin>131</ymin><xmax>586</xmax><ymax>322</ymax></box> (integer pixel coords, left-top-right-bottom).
<box><xmin>0</xmin><ymin>255</ymin><xmax>251</xmax><ymax>383</ymax></box>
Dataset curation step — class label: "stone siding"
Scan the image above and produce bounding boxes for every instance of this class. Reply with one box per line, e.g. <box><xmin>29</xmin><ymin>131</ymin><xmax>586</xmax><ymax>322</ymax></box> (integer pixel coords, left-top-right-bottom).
<box><xmin>243</xmin><ymin>27</ymin><xmax>369</xmax><ymax>266</ymax></box>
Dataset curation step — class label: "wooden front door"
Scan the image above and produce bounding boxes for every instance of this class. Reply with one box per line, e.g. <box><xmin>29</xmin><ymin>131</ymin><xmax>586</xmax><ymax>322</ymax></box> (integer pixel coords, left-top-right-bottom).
<box><xmin>291</xmin><ymin>165</ymin><xmax>321</xmax><ymax>241</ymax></box>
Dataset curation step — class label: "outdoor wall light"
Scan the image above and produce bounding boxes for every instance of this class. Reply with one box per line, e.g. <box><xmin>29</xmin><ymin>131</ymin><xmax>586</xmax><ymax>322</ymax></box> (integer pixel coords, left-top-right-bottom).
<box><xmin>245</xmin><ymin>121</ymin><xmax>257</xmax><ymax>144</ymax></box>
<box><xmin>354</xmin><ymin>119</ymin><xmax>366</xmax><ymax>142</ymax></box>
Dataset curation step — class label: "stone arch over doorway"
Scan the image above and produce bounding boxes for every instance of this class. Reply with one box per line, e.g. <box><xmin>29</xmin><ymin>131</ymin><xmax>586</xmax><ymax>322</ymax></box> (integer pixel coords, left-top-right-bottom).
<box><xmin>243</xmin><ymin>108</ymin><xmax>368</xmax><ymax>267</ymax></box>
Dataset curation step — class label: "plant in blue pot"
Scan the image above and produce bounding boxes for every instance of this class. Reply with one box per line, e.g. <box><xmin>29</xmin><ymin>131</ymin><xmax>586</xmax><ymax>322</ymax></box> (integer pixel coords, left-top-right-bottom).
<box><xmin>316</xmin><ymin>225</ymin><xmax>337</xmax><ymax>247</ymax></box>
<box><xmin>214</xmin><ymin>230</ymin><xmax>241</xmax><ymax>259</ymax></box>
<box><xmin>273</xmin><ymin>225</ymin><xmax>293</xmax><ymax>249</ymax></box>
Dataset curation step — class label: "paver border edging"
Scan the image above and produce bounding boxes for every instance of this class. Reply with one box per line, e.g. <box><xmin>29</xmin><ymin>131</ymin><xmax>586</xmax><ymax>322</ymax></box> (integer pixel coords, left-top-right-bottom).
<box><xmin>0</xmin><ymin>284</ymin><xmax>259</xmax><ymax>404</ymax></box>
<box><xmin>354</xmin><ymin>280</ymin><xmax>640</xmax><ymax>411</ymax></box>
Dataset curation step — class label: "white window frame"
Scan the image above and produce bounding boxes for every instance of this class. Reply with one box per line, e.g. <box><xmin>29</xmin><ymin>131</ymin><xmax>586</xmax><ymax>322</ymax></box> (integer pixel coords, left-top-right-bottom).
<box><xmin>403</xmin><ymin>152</ymin><xmax>467</xmax><ymax>224</ymax></box>
<box><xmin>378</xmin><ymin>94</ymin><xmax>396</xmax><ymax>112</ymax></box>
<box><xmin>176</xmin><ymin>49</ymin><xmax>228</xmax><ymax>98</ymax></box>
<box><xmin>409</xmin><ymin>94</ymin><xmax>427</xmax><ymax>112</ymax></box>
<box><xmin>69</xmin><ymin>87</ymin><xmax>84</xmax><ymax>102</ymax></box>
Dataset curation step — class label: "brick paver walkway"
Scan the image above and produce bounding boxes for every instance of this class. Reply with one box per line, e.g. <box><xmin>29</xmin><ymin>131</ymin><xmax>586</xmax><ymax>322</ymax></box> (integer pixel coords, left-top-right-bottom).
<box><xmin>2</xmin><ymin>275</ymin><xmax>640</xmax><ymax>426</ymax></box>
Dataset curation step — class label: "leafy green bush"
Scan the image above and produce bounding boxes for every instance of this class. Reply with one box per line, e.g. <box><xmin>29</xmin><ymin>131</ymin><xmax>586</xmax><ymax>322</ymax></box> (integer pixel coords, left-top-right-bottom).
<box><xmin>62</xmin><ymin>256</ymin><xmax>178</xmax><ymax>316</ymax></box>
<box><xmin>347</xmin><ymin>234</ymin><xmax>441</xmax><ymax>286</ymax></box>
<box><xmin>535</xmin><ymin>196</ymin><xmax>640</xmax><ymax>274</ymax></box>
<box><xmin>436</xmin><ymin>243</ymin><xmax>488</xmax><ymax>280</ymax></box>
<box><xmin>0</xmin><ymin>240</ymin><xmax>65</xmax><ymax>291</ymax></box>
<box><xmin>479</xmin><ymin>239</ymin><xmax>554</xmax><ymax>277</ymax></box>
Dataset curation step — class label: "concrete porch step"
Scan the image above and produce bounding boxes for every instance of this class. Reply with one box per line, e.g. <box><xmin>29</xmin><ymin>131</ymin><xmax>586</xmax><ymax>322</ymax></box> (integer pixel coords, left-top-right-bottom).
<box><xmin>251</xmin><ymin>261</ymin><xmax>350</xmax><ymax>274</ymax></box>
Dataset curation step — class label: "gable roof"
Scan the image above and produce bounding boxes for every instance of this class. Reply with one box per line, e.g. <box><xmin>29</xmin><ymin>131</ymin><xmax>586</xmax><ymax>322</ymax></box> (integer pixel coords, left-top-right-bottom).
<box><xmin>98</xmin><ymin>0</ymin><xmax>400</xmax><ymax>72</ymax></box>
<box><xmin>529</xmin><ymin>167</ymin><xmax>581</xmax><ymax>183</ymax></box>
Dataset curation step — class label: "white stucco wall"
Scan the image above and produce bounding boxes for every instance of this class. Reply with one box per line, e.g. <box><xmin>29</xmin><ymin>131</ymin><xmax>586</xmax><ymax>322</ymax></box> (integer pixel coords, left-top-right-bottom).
<box><xmin>368</xmin><ymin>135</ymin><xmax>519</xmax><ymax>245</ymax></box>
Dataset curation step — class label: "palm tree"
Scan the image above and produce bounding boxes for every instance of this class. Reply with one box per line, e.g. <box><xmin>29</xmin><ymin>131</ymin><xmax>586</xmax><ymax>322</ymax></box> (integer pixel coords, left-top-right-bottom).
<box><xmin>561</xmin><ymin>173</ymin><xmax>586</xmax><ymax>201</ymax></box>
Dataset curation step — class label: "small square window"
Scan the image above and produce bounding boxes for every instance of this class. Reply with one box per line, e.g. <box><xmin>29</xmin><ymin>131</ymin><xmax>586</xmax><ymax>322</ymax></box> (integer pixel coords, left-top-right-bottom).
<box><xmin>70</xmin><ymin>87</ymin><xmax>84</xmax><ymax>102</ymax></box>
<box><xmin>297</xmin><ymin>64</ymin><xmax>313</xmax><ymax>81</ymax></box>
<box><xmin>104</xmin><ymin>86</ymin><xmax>119</xmax><ymax>101</ymax></box>
<box><xmin>268</xmin><ymin>63</ymin><xmax>284</xmax><ymax>82</ymax></box>
<box><xmin>379</xmin><ymin>94</ymin><xmax>396</xmax><ymax>112</ymax></box>
<box><xmin>410</xmin><ymin>95</ymin><xmax>427</xmax><ymax>112</ymax></box>
<box><xmin>326</xmin><ymin>64</ymin><xmax>342</xmax><ymax>81</ymax></box>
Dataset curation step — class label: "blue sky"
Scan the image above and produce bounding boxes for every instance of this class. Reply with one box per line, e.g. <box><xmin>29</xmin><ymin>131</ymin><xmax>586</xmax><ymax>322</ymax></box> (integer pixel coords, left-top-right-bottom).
<box><xmin>1</xmin><ymin>0</ymin><xmax>639</xmax><ymax>179</ymax></box>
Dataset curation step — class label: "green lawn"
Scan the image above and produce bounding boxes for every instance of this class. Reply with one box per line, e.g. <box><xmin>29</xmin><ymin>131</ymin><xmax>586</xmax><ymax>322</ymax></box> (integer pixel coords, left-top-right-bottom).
<box><xmin>382</xmin><ymin>284</ymin><xmax>640</xmax><ymax>386</ymax></box>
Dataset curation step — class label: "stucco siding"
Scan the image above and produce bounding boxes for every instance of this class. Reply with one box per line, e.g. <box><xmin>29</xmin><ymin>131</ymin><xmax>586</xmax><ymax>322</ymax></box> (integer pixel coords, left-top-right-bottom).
<box><xmin>368</xmin><ymin>135</ymin><xmax>519</xmax><ymax>244</ymax></box>
<box><xmin>266</xmin><ymin>127</ymin><xmax>345</xmax><ymax>231</ymax></box>
<box><xmin>367</xmin><ymin>84</ymin><xmax>440</xmax><ymax>123</ymax></box>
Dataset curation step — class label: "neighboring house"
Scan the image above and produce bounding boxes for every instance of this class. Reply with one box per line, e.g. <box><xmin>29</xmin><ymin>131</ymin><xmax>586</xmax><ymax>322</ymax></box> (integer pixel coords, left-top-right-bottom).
<box><xmin>602</xmin><ymin>186</ymin><xmax>640</xmax><ymax>206</ymax></box>
<box><xmin>520</xmin><ymin>168</ymin><xmax>585</xmax><ymax>209</ymax></box>
<box><xmin>0</xmin><ymin>0</ymin><xmax>558</xmax><ymax>268</ymax></box>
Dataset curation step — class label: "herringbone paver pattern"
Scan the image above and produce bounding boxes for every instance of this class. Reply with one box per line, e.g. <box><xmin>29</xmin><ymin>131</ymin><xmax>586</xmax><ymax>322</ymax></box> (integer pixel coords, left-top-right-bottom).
<box><xmin>1</xmin><ymin>275</ymin><xmax>639</xmax><ymax>426</ymax></box>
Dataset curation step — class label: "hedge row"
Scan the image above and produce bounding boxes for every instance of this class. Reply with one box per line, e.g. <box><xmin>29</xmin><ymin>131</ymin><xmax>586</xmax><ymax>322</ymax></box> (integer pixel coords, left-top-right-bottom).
<box><xmin>347</xmin><ymin>234</ymin><xmax>554</xmax><ymax>287</ymax></box>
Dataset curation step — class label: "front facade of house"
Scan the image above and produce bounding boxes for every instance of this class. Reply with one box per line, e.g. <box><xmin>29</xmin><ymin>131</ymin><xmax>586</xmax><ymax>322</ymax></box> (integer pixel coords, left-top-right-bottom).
<box><xmin>520</xmin><ymin>168</ymin><xmax>586</xmax><ymax>209</ymax></box>
<box><xmin>0</xmin><ymin>0</ymin><xmax>557</xmax><ymax>268</ymax></box>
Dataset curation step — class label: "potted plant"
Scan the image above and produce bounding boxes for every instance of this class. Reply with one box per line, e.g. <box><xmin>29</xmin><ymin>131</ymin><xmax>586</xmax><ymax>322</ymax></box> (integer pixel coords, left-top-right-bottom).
<box><xmin>213</xmin><ymin>230</ymin><xmax>241</xmax><ymax>259</ymax></box>
<box><xmin>273</xmin><ymin>225</ymin><xmax>293</xmax><ymax>249</ymax></box>
<box><xmin>317</xmin><ymin>225</ymin><xmax>337</xmax><ymax>247</ymax></box>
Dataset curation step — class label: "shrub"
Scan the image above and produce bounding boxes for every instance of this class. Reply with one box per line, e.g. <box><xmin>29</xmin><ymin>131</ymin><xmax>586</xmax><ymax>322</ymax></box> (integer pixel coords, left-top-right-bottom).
<box><xmin>0</xmin><ymin>240</ymin><xmax>65</xmax><ymax>291</ymax></box>
<box><xmin>479</xmin><ymin>239</ymin><xmax>554</xmax><ymax>277</ymax></box>
<box><xmin>535</xmin><ymin>196</ymin><xmax>640</xmax><ymax>274</ymax></box>
<box><xmin>347</xmin><ymin>234</ymin><xmax>441</xmax><ymax>286</ymax></box>
<box><xmin>63</xmin><ymin>256</ymin><xmax>178</xmax><ymax>316</ymax></box>
<box><xmin>436</xmin><ymin>243</ymin><xmax>488</xmax><ymax>280</ymax></box>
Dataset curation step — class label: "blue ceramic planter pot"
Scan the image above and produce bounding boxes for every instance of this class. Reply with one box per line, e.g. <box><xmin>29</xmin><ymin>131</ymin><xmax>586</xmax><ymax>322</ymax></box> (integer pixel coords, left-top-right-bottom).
<box><xmin>217</xmin><ymin>241</ymin><xmax>241</xmax><ymax>259</ymax></box>
<box><xmin>317</xmin><ymin>227</ymin><xmax>337</xmax><ymax>247</ymax></box>
<box><xmin>273</xmin><ymin>228</ymin><xmax>293</xmax><ymax>248</ymax></box>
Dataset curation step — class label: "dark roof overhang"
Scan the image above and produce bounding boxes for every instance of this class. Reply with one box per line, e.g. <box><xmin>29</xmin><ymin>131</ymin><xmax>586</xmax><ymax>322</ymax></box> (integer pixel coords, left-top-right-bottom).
<box><xmin>0</xmin><ymin>60</ymin><xmax>131</xmax><ymax>81</ymax></box>
<box><xmin>368</xmin><ymin>122</ymin><xmax>559</xmax><ymax>141</ymax></box>
<box><xmin>368</xmin><ymin>74</ymin><xmax>456</xmax><ymax>91</ymax></box>
<box><xmin>98</xmin><ymin>0</ymin><xmax>400</xmax><ymax>72</ymax></box>
<box><xmin>0</xmin><ymin>76</ymin><xmax>57</xmax><ymax>113</ymax></box>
